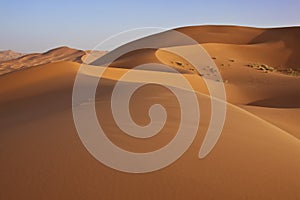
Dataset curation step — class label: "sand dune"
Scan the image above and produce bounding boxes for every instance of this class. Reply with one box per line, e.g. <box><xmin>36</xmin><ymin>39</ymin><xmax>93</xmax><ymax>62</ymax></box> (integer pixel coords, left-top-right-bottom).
<box><xmin>0</xmin><ymin>46</ymin><xmax>85</xmax><ymax>76</ymax></box>
<box><xmin>1</xmin><ymin>25</ymin><xmax>300</xmax><ymax>199</ymax></box>
<box><xmin>82</xmin><ymin>50</ymin><xmax>107</xmax><ymax>64</ymax></box>
<box><xmin>91</xmin><ymin>25</ymin><xmax>300</xmax><ymax>75</ymax></box>
<box><xmin>0</xmin><ymin>50</ymin><xmax>24</xmax><ymax>62</ymax></box>
<box><xmin>89</xmin><ymin>25</ymin><xmax>300</xmax><ymax>136</ymax></box>
<box><xmin>177</xmin><ymin>25</ymin><xmax>300</xmax><ymax>68</ymax></box>
<box><xmin>1</xmin><ymin>62</ymin><xmax>300</xmax><ymax>199</ymax></box>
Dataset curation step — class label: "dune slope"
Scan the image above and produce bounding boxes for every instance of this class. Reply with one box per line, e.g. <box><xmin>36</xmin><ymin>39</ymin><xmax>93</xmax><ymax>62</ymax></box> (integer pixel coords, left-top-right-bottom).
<box><xmin>1</xmin><ymin>61</ymin><xmax>300</xmax><ymax>199</ymax></box>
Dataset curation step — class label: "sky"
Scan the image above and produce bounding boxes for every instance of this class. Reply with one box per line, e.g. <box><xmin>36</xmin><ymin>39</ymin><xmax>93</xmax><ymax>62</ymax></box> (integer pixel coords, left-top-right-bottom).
<box><xmin>1</xmin><ymin>0</ymin><xmax>300</xmax><ymax>53</ymax></box>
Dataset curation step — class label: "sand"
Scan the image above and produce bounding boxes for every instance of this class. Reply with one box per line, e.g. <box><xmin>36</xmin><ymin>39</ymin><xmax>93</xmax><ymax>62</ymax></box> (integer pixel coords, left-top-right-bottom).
<box><xmin>0</xmin><ymin>46</ymin><xmax>85</xmax><ymax>76</ymax></box>
<box><xmin>0</xmin><ymin>25</ymin><xmax>300</xmax><ymax>199</ymax></box>
<box><xmin>0</xmin><ymin>50</ymin><xmax>24</xmax><ymax>62</ymax></box>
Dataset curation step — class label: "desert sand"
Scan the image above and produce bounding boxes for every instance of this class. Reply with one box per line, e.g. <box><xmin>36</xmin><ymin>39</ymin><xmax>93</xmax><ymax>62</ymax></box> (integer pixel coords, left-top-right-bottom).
<box><xmin>0</xmin><ymin>46</ymin><xmax>85</xmax><ymax>76</ymax></box>
<box><xmin>0</xmin><ymin>50</ymin><xmax>24</xmax><ymax>62</ymax></box>
<box><xmin>0</xmin><ymin>25</ymin><xmax>300</xmax><ymax>199</ymax></box>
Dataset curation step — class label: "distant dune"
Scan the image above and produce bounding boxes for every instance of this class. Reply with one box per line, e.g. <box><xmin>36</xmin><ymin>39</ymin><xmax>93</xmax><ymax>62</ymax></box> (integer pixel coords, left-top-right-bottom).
<box><xmin>0</xmin><ymin>46</ymin><xmax>85</xmax><ymax>76</ymax></box>
<box><xmin>0</xmin><ymin>50</ymin><xmax>24</xmax><ymax>62</ymax></box>
<box><xmin>0</xmin><ymin>25</ymin><xmax>300</xmax><ymax>199</ymax></box>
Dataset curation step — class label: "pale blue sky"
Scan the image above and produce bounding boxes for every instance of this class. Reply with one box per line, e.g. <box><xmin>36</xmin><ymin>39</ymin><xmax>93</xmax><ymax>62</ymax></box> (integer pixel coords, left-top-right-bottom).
<box><xmin>1</xmin><ymin>0</ymin><xmax>299</xmax><ymax>52</ymax></box>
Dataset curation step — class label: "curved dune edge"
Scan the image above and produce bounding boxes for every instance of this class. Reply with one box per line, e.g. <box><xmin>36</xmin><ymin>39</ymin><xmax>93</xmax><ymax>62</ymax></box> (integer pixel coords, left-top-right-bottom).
<box><xmin>1</xmin><ymin>61</ymin><xmax>300</xmax><ymax>199</ymax></box>
<box><xmin>81</xmin><ymin>63</ymin><xmax>298</xmax><ymax>140</ymax></box>
<box><xmin>83</xmin><ymin>38</ymin><xmax>300</xmax><ymax>136</ymax></box>
<box><xmin>89</xmin><ymin>25</ymin><xmax>300</xmax><ymax>75</ymax></box>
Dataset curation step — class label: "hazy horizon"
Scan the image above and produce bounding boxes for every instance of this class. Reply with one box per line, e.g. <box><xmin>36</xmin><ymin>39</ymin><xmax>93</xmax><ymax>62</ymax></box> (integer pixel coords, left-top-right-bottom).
<box><xmin>1</xmin><ymin>0</ymin><xmax>300</xmax><ymax>53</ymax></box>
